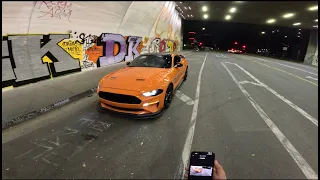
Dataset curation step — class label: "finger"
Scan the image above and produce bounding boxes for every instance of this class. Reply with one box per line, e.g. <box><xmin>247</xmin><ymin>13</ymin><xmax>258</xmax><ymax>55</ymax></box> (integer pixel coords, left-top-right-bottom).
<box><xmin>185</xmin><ymin>167</ymin><xmax>189</xmax><ymax>171</ymax></box>
<box><xmin>184</xmin><ymin>173</ymin><xmax>188</xmax><ymax>177</ymax></box>
<box><xmin>214</xmin><ymin>160</ymin><xmax>223</xmax><ymax>169</ymax></box>
<box><xmin>214</xmin><ymin>160</ymin><xmax>226</xmax><ymax>175</ymax></box>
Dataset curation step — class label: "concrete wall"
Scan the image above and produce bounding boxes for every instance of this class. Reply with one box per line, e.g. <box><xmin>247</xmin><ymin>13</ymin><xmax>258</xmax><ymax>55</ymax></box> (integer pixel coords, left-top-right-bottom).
<box><xmin>304</xmin><ymin>30</ymin><xmax>318</xmax><ymax>66</ymax></box>
<box><xmin>2</xmin><ymin>1</ymin><xmax>182</xmax><ymax>88</ymax></box>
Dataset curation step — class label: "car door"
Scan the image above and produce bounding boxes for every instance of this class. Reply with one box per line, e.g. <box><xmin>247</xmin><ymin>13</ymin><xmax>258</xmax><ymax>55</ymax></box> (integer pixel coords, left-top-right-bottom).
<box><xmin>172</xmin><ymin>55</ymin><xmax>184</xmax><ymax>88</ymax></box>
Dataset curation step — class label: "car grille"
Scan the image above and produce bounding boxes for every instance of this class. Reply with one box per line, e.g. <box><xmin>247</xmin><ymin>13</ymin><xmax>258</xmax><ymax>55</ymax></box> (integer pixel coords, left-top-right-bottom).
<box><xmin>99</xmin><ymin>91</ymin><xmax>142</xmax><ymax>104</ymax></box>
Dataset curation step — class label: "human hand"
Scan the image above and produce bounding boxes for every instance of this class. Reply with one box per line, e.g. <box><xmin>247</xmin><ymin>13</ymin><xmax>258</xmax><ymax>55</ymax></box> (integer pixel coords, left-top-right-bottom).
<box><xmin>184</xmin><ymin>160</ymin><xmax>227</xmax><ymax>180</ymax></box>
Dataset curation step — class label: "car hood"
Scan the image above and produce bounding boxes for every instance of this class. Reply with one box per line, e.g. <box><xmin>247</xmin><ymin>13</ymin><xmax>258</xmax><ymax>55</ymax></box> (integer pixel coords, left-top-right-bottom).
<box><xmin>100</xmin><ymin>67</ymin><xmax>171</xmax><ymax>92</ymax></box>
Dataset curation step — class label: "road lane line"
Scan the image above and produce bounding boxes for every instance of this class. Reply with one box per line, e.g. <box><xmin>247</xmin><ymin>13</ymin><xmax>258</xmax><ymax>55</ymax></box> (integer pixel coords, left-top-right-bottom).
<box><xmin>239</xmin><ymin>55</ymin><xmax>318</xmax><ymax>76</ymax></box>
<box><xmin>178</xmin><ymin>52</ymin><xmax>208</xmax><ymax>179</ymax></box>
<box><xmin>225</xmin><ymin>62</ymin><xmax>318</xmax><ymax>127</ymax></box>
<box><xmin>254</xmin><ymin>61</ymin><xmax>318</xmax><ymax>86</ymax></box>
<box><xmin>255</xmin><ymin>57</ymin><xmax>318</xmax><ymax>76</ymax></box>
<box><xmin>306</xmin><ymin>76</ymin><xmax>318</xmax><ymax>81</ymax></box>
<box><xmin>221</xmin><ymin>62</ymin><xmax>318</xmax><ymax>179</ymax></box>
<box><xmin>175</xmin><ymin>90</ymin><xmax>194</xmax><ymax>105</ymax></box>
<box><xmin>239</xmin><ymin>80</ymin><xmax>264</xmax><ymax>87</ymax></box>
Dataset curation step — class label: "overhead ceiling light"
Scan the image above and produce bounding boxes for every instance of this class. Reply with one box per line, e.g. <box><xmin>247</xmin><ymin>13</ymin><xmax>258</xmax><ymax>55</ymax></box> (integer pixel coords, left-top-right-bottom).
<box><xmin>293</xmin><ymin>22</ymin><xmax>301</xmax><ymax>26</ymax></box>
<box><xmin>313</xmin><ymin>25</ymin><xmax>318</xmax><ymax>28</ymax></box>
<box><xmin>298</xmin><ymin>29</ymin><xmax>301</xmax><ymax>30</ymax></box>
<box><xmin>308</xmin><ymin>5</ymin><xmax>318</xmax><ymax>11</ymax></box>
<box><xmin>230</xmin><ymin>7</ymin><xmax>236</xmax><ymax>13</ymax></box>
<box><xmin>187</xmin><ymin>15</ymin><xmax>189</xmax><ymax>17</ymax></box>
<box><xmin>180</xmin><ymin>1</ymin><xmax>182</xmax><ymax>4</ymax></box>
<box><xmin>191</xmin><ymin>15</ymin><xmax>193</xmax><ymax>17</ymax></box>
<box><xmin>297</xmin><ymin>36</ymin><xmax>300</xmax><ymax>37</ymax></box>
<box><xmin>272</xmin><ymin>30</ymin><xmax>275</xmax><ymax>33</ymax></box>
<box><xmin>225</xmin><ymin>15</ymin><xmax>231</xmax><ymax>20</ymax></box>
<box><xmin>189</xmin><ymin>6</ymin><xmax>191</xmax><ymax>10</ymax></box>
<box><xmin>266</xmin><ymin>19</ymin><xmax>276</xmax><ymax>24</ymax></box>
<box><xmin>298</xmin><ymin>32</ymin><xmax>301</xmax><ymax>34</ymax></box>
<box><xmin>284</xmin><ymin>36</ymin><xmax>287</xmax><ymax>38</ymax></box>
<box><xmin>261</xmin><ymin>31</ymin><xmax>265</xmax><ymax>34</ymax></box>
<box><xmin>315</xmin><ymin>19</ymin><xmax>318</xmax><ymax>22</ymax></box>
<box><xmin>283</xmin><ymin>13</ymin><xmax>294</xmax><ymax>18</ymax></box>
<box><xmin>202</xmin><ymin>27</ymin><xmax>205</xmax><ymax>30</ymax></box>
<box><xmin>203</xmin><ymin>14</ymin><xmax>208</xmax><ymax>19</ymax></box>
<box><xmin>184</xmin><ymin>6</ymin><xmax>187</xmax><ymax>10</ymax></box>
<box><xmin>202</xmin><ymin>6</ymin><xmax>208</xmax><ymax>12</ymax></box>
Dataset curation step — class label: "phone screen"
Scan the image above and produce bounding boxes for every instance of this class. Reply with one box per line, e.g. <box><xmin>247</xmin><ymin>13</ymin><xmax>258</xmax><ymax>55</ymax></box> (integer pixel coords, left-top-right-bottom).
<box><xmin>188</xmin><ymin>151</ymin><xmax>215</xmax><ymax>180</ymax></box>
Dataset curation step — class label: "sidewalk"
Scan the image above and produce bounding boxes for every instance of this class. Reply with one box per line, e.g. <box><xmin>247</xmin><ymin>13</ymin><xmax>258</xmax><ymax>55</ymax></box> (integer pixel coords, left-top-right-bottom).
<box><xmin>2</xmin><ymin>50</ymin><xmax>194</xmax><ymax>129</ymax></box>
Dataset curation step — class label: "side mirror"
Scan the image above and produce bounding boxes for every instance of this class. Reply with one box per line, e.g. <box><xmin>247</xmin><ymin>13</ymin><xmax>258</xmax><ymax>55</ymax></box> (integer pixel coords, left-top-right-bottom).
<box><xmin>126</xmin><ymin>62</ymin><xmax>130</xmax><ymax>65</ymax></box>
<box><xmin>175</xmin><ymin>63</ymin><xmax>183</xmax><ymax>68</ymax></box>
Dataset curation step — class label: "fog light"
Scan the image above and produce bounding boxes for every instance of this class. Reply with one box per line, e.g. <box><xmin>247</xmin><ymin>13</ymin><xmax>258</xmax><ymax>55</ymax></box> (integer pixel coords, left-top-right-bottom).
<box><xmin>143</xmin><ymin>101</ymin><xmax>159</xmax><ymax>107</ymax></box>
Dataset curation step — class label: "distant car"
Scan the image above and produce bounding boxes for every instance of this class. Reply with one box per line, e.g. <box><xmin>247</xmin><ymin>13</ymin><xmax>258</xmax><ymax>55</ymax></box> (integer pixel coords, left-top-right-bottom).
<box><xmin>228</xmin><ymin>49</ymin><xmax>242</xmax><ymax>54</ymax></box>
<box><xmin>97</xmin><ymin>53</ymin><xmax>189</xmax><ymax>118</ymax></box>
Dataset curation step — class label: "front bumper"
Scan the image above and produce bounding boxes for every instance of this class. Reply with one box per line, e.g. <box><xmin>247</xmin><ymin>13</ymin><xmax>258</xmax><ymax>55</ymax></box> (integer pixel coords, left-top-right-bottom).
<box><xmin>98</xmin><ymin>102</ymin><xmax>164</xmax><ymax>119</ymax></box>
<box><xmin>97</xmin><ymin>87</ymin><xmax>166</xmax><ymax>118</ymax></box>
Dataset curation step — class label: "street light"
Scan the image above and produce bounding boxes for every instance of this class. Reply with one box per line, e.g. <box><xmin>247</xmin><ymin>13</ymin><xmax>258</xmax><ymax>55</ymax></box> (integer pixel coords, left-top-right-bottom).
<box><xmin>202</xmin><ymin>27</ymin><xmax>205</xmax><ymax>30</ymax></box>
<box><xmin>261</xmin><ymin>31</ymin><xmax>265</xmax><ymax>34</ymax></box>
<box><xmin>202</xmin><ymin>6</ymin><xmax>208</xmax><ymax>12</ymax></box>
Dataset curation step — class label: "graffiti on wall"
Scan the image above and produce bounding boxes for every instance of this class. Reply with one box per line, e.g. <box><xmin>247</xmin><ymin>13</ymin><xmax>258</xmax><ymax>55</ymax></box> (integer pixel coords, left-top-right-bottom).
<box><xmin>37</xmin><ymin>1</ymin><xmax>73</xmax><ymax>22</ymax></box>
<box><xmin>2</xmin><ymin>33</ymin><xmax>180</xmax><ymax>88</ymax></box>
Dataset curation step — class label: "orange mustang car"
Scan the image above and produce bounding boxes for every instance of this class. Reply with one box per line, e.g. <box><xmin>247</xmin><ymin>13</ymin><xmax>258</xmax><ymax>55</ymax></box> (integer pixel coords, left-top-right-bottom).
<box><xmin>97</xmin><ymin>53</ymin><xmax>188</xmax><ymax>118</ymax></box>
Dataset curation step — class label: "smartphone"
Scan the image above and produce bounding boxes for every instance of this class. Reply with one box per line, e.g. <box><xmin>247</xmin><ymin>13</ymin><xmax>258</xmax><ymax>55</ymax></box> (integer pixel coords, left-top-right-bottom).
<box><xmin>188</xmin><ymin>151</ymin><xmax>215</xmax><ymax>180</ymax></box>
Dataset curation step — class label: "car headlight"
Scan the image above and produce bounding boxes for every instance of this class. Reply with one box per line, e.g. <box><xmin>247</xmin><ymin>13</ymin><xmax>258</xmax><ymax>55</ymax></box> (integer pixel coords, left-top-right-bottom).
<box><xmin>142</xmin><ymin>89</ymin><xmax>163</xmax><ymax>97</ymax></box>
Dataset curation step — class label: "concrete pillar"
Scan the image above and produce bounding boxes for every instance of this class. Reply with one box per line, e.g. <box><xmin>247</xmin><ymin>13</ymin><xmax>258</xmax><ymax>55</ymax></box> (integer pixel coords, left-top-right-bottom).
<box><xmin>304</xmin><ymin>30</ymin><xmax>318</xmax><ymax>66</ymax></box>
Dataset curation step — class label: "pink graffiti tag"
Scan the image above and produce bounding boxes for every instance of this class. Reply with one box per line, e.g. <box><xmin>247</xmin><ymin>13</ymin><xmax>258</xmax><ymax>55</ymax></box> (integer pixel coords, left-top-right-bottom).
<box><xmin>37</xmin><ymin>1</ymin><xmax>72</xmax><ymax>22</ymax></box>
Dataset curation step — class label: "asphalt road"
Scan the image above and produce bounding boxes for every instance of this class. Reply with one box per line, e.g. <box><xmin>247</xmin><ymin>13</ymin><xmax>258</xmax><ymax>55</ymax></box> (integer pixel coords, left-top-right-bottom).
<box><xmin>2</xmin><ymin>51</ymin><xmax>318</xmax><ymax>179</ymax></box>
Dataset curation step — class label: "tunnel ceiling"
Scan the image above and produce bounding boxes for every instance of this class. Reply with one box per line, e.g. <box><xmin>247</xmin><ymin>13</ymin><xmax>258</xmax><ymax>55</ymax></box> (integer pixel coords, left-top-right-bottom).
<box><xmin>175</xmin><ymin>1</ymin><xmax>318</xmax><ymax>30</ymax></box>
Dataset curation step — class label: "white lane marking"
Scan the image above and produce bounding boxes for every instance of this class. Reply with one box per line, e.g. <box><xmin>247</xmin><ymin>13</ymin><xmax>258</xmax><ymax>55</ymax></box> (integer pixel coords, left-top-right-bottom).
<box><xmin>221</xmin><ymin>62</ymin><xmax>318</xmax><ymax>180</ymax></box>
<box><xmin>215</xmin><ymin>54</ymin><xmax>227</xmax><ymax>58</ymax></box>
<box><xmin>239</xmin><ymin>80</ymin><xmax>264</xmax><ymax>87</ymax></box>
<box><xmin>306</xmin><ymin>76</ymin><xmax>318</xmax><ymax>81</ymax></box>
<box><xmin>225</xmin><ymin>62</ymin><xmax>318</xmax><ymax>127</ymax></box>
<box><xmin>179</xmin><ymin>52</ymin><xmax>208</xmax><ymax>178</ymax></box>
<box><xmin>254</xmin><ymin>57</ymin><xmax>318</xmax><ymax>76</ymax></box>
<box><xmin>175</xmin><ymin>90</ymin><xmax>195</xmax><ymax>105</ymax></box>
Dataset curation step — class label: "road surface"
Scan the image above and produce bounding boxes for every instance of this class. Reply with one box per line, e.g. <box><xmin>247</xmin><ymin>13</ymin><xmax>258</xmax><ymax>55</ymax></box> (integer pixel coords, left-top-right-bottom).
<box><xmin>2</xmin><ymin>51</ymin><xmax>318</xmax><ymax>179</ymax></box>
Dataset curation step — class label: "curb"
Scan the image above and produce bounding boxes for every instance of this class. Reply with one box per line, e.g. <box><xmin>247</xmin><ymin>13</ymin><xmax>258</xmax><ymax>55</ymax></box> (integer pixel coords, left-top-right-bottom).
<box><xmin>2</xmin><ymin>87</ymin><xmax>98</xmax><ymax>130</ymax></box>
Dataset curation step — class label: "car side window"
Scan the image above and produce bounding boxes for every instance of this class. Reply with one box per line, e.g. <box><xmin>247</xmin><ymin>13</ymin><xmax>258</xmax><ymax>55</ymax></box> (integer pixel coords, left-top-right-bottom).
<box><xmin>174</xmin><ymin>55</ymin><xmax>181</xmax><ymax>65</ymax></box>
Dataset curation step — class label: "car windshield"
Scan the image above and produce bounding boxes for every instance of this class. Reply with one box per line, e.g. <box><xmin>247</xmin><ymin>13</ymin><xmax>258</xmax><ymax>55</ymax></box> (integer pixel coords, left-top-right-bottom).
<box><xmin>128</xmin><ymin>54</ymin><xmax>172</xmax><ymax>68</ymax></box>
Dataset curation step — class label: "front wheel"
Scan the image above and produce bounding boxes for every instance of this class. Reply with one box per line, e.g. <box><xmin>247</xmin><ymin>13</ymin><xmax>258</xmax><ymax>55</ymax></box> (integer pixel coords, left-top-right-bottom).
<box><xmin>164</xmin><ymin>84</ymin><xmax>173</xmax><ymax>108</ymax></box>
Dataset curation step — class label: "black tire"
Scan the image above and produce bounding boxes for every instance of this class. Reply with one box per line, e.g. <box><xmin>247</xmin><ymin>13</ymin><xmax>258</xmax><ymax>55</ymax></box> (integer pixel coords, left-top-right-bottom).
<box><xmin>183</xmin><ymin>66</ymin><xmax>188</xmax><ymax>81</ymax></box>
<box><xmin>164</xmin><ymin>84</ymin><xmax>173</xmax><ymax>108</ymax></box>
